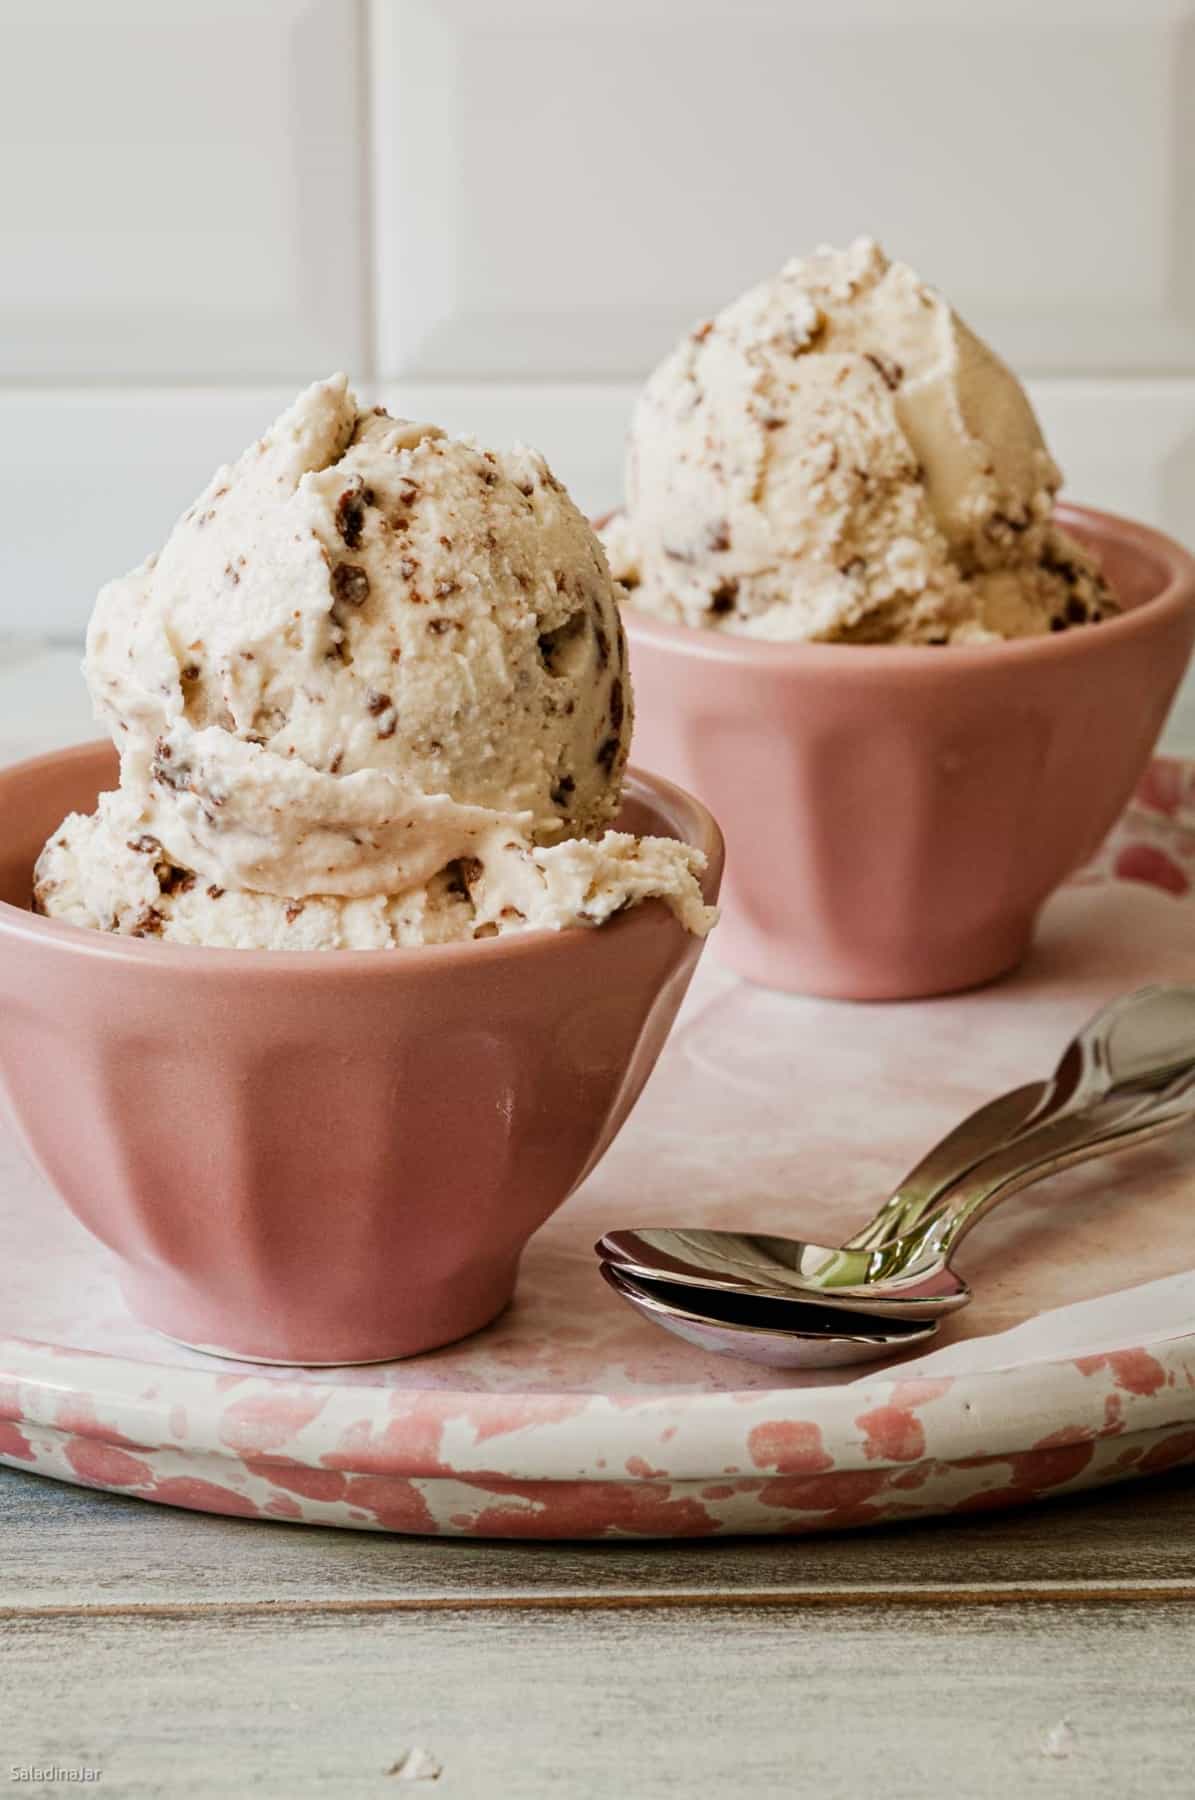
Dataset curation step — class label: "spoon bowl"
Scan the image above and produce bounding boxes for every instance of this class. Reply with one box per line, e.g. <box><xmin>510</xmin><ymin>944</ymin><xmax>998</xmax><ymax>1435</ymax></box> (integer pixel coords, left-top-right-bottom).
<box><xmin>600</xmin><ymin>1227</ymin><xmax>973</xmax><ymax>1320</ymax></box>
<box><xmin>599</xmin><ymin>1261</ymin><xmax>940</xmax><ymax>1370</ymax></box>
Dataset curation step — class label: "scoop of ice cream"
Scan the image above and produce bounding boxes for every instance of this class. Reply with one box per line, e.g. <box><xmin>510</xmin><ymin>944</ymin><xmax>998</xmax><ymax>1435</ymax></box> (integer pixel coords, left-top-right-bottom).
<box><xmin>35</xmin><ymin>378</ymin><xmax>714</xmax><ymax>948</ymax></box>
<box><xmin>86</xmin><ymin>375</ymin><xmax>631</xmax><ymax>895</ymax></box>
<box><xmin>604</xmin><ymin>239</ymin><xmax>1113</xmax><ymax>644</ymax></box>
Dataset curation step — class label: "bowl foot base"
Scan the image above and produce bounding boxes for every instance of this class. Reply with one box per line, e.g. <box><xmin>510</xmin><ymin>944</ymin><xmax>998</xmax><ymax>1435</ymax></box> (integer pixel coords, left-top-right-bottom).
<box><xmin>118</xmin><ymin>1264</ymin><xmax>519</xmax><ymax>1367</ymax></box>
<box><xmin>713</xmin><ymin>913</ymin><xmax>1036</xmax><ymax>1002</ymax></box>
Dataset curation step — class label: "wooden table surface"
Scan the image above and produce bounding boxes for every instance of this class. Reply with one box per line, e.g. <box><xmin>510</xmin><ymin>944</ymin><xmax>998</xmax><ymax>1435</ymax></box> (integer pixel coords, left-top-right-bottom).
<box><xmin>3</xmin><ymin>1463</ymin><xmax>1194</xmax><ymax>1798</ymax></box>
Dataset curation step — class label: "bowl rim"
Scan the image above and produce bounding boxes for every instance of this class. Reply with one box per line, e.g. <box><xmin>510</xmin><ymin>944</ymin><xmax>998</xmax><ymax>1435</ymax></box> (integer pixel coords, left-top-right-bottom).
<box><xmin>610</xmin><ymin>501</ymin><xmax>1195</xmax><ymax>676</ymax></box>
<box><xmin>0</xmin><ymin>751</ymin><xmax>724</xmax><ymax>977</ymax></box>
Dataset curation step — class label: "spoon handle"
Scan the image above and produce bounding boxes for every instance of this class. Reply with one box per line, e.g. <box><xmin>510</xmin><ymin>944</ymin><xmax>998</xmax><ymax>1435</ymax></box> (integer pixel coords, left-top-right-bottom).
<box><xmin>850</xmin><ymin>986</ymin><xmax>1195</xmax><ymax>1253</ymax></box>
<box><xmin>910</xmin><ymin>1069</ymin><xmax>1195</xmax><ymax>1266</ymax></box>
<box><xmin>844</xmin><ymin>1082</ymin><xmax>1045</xmax><ymax>1252</ymax></box>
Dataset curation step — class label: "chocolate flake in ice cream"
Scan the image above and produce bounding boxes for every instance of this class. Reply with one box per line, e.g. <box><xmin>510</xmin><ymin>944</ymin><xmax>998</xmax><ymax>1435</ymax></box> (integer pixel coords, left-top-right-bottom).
<box><xmin>35</xmin><ymin>377</ymin><xmax>715</xmax><ymax>949</ymax></box>
<box><xmin>602</xmin><ymin>238</ymin><xmax>1116</xmax><ymax>644</ymax></box>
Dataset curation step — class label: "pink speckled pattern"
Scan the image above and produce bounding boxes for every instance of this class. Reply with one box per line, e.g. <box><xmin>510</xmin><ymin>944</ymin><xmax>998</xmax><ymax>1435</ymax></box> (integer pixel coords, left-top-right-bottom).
<box><xmin>0</xmin><ymin>748</ymin><xmax>721</xmax><ymax>1365</ymax></box>
<box><xmin>623</xmin><ymin>505</ymin><xmax>1195</xmax><ymax>999</ymax></box>
<box><xmin>4</xmin><ymin>770</ymin><xmax>1195</xmax><ymax>1537</ymax></box>
<box><xmin>1078</xmin><ymin>755</ymin><xmax>1195</xmax><ymax>897</ymax></box>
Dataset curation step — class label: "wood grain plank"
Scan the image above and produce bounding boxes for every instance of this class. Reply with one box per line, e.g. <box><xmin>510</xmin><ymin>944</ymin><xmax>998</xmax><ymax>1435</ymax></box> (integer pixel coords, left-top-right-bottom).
<box><xmin>3</xmin><ymin>1601</ymin><xmax>1193</xmax><ymax>1799</ymax></box>
<box><xmin>3</xmin><ymin>1465</ymin><xmax>1195</xmax><ymax>1608</ymax></box>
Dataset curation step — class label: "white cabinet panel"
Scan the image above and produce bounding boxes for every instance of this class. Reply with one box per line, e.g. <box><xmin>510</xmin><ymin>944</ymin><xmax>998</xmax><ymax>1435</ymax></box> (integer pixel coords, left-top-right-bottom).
<box><xmin>1030</xmin><ymin>382</ymin><xmax>1195</xmax><ymax>545</ymax></box>
<box><xmin>373</xmin><ymin>0</ymin><xmax>1195</xmax><ymax>380</ymax></box>
<box><xmin>0</xmin><ymin>389</ymin><xmax>306</xmax><ymax>636</ymax></box>
<box><xmin>0</xmin><ymin>2</ymin><xmax>366</xmax><ymax>380</ymax></box>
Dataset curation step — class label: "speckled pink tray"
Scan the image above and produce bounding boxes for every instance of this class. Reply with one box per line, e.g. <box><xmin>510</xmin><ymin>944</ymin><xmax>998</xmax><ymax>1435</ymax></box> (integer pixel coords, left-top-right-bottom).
<box><xmin>5</xmin><ymin>763</ymin><xmax>1195</xmax><ymax>1539</ymax></box>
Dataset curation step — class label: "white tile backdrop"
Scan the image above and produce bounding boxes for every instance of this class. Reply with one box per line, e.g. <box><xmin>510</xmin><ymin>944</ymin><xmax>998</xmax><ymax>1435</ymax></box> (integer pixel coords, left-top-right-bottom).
<box><xmin>2</xmin><ymin>0</ymin><xmax>1193</xmax><ymax>651</ymax></box>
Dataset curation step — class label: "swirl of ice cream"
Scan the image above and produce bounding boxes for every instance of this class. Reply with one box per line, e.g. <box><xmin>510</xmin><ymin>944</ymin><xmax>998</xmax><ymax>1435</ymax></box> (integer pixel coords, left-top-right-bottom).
<box><xmin>603</xmin><ymin>239</ymin><xmax>1114</xmax><ymax>645</ymax></box>
<box><xmin>35</xmin><ymin>378</ymin><xmax>714</xmax><ymax>948</ymax></box>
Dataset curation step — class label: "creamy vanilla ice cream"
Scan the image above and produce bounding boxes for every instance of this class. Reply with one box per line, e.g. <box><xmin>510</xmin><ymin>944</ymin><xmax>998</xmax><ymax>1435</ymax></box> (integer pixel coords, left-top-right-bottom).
<box><xmin>35</xmin><ymin>377</ymin><xmax>714</xmax><ymax>948</ymax></box>
<box><xmin>603</xmin><ymin>239</ymin><xmax>1114</xmax><ymax>644</ymax></box>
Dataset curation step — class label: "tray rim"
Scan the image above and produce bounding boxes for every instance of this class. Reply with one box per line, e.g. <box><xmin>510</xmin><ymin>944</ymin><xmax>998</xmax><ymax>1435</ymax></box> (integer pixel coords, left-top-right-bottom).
<box><xmin>4</xmin><ymin>1324</ymin><xmax>1195</xmax><ymax>1484</ymax></box>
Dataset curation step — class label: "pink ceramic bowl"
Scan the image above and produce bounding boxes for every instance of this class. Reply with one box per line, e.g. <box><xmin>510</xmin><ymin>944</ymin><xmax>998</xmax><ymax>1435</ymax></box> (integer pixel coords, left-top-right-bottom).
<box><xmin>0</xmin><ymin>743</ymin><xmax>722</xmax><ymax>1365</ymax></box>
<box><xmin>621</xmin><ymin>504</ymin><xmax>1195</xmax><ymax>1000</ymax></box>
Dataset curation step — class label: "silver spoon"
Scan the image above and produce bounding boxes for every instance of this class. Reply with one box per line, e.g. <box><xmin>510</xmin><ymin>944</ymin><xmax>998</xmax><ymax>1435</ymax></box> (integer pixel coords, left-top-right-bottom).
<box><xmin>599</xmin><ymin>1261</ymin><xmax>940</xmax><ymax>1369</ymax></box>
<box><xmin>599</xmin><ymin>985</ymin><xmax>1195</xmax><ymax>1321</ymax></box>
<box><xmin>601</xmin><ymin>1065</ymin><xmax>1195</xmax><ymax>1366</ymax></box>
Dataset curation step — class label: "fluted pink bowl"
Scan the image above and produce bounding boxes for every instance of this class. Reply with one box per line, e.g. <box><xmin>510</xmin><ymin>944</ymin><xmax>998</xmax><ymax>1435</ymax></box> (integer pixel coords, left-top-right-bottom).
<box><xmin>621</xmin><ymin>504</ymin><xmax>1195</xmax><ymax>999</ymax></box>
<box><xmin>0</xmin><ymin>745</ymin><xmax>722</xmax><ymax>1365</ymax></box>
